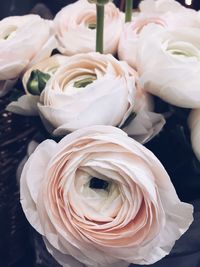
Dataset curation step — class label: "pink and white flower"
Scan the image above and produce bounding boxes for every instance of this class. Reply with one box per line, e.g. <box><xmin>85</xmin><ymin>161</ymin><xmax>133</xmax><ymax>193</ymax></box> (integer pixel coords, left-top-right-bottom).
<box><xmin>20</xmin><ymin>125</ymin><xmax>193</xmax><ymax>267</ymax></box>
<box><xmin>54</xmin><ymin>0</ymin><xmax>123</xmax><ymax>55</ymax></box>
<box><xmin>118</xmin><ymin>0</ymin><xmax>199</xmax><ymax>69</ymax></box>
<box><xmin>0</xmin><ymin>14</ymin><xmax>56</xmax><ymax>96</ymax></box>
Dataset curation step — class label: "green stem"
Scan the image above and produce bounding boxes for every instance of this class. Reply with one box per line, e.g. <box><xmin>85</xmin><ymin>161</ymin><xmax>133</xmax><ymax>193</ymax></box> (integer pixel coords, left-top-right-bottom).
<box><xmin>96</xmin><ymin>4</ymin><xmax>104</xmax><ymax>53</ymax></box>
<box><xmin>125</xmin><ymin>0</ymin><xmax>133</xmax><ymax>23</ymax></box>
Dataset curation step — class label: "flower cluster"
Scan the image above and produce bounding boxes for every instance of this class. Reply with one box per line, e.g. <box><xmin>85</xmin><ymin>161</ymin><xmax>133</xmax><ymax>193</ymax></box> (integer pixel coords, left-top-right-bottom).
<box><xmin>2</xmin><ymin>0</ymin><xmax>197</xmax><ymax>266</ymax></box>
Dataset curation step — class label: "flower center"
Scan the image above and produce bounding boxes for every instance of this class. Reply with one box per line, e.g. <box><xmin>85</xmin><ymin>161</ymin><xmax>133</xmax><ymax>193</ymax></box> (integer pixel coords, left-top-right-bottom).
<box><xmin>88</xmin><ymin>23</ymin><xmax>96</xmax><ymax>30</ymax></box>
<box><xmin>89</xmin><ymin>177</ymin><xmax>109</xmax><ymax>190</ymax></box>
<box><xmin>73</xmin><ymin>75</ymin><xmax>97</xmax><ymax>88</ymax></box>
<box><xmin>166</xmin><ymin>42</ymin><xmax>200</xmax><ymax>61</ymax></box>
<box><xmin>1</xmin><ymin>25</ymin><xmax>17</xmax><ymax>40</ymax></box>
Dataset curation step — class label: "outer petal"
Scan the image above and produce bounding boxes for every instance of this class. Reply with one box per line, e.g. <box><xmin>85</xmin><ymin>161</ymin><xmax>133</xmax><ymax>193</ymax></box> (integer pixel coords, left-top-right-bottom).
<box><xmin>138</xmin><ymin>26</ymin><xmax>200</xmax><ymax>108</ymax></box>
<box><xmin>20</xmin><ymin>139</ymin><xmax>57</xmax><ymax>235</ymax></box>
<box><xmin>6</xmin><ymin>95</ymin><xmax>39</xmax><ymax>116</ymax></box>
<box><xmin>40</xmin><ymin>77</ymin><xmax>129</xmax><ymax>133</ymax></box>
<box><xmin>28</xmin><ymin>35</ymin><xmax>57</xmax><ymax>68</ymax></box>
<box><xmin>44</xmin><ymin>238</ymin><xmax>85</xmax><ymax>267</ymax></box>
<box><xmin>123</xmin><ymin>110</ymin><xmax>165</xmax><ymax>143</ymax></box>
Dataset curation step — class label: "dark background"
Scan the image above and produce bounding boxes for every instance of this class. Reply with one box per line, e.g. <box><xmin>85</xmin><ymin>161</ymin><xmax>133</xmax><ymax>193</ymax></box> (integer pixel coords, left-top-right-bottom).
<box><xmin>0</xmin><ymin>0</ymin><xmax>200</xmax><ymax>19</ymax></box>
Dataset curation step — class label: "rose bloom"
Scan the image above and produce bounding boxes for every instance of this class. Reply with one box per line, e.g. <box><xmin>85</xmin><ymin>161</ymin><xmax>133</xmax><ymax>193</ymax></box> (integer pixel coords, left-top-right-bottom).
<box><xmin>20</xmin><ymin>125</ymin><xmax>193</xmax><ymax>267</ymax></box>
<box><xmin>118</xmin><ymin>0</ymin><xmax>199</xmax><ymax>68</ymax></box>
<box><xmin>135</xmin><ymin>25</ymin><xmax>200</xmax><ymax>108</ymax></box>
<box><xmin>0</xmin><ymin>14</ymin><xmax>56</xmax><ymax>97</ymax></box>
<box><xmin>34</xmin><ymin>52</ymin><xmax>164</xmax><ymax>143</ymax></box>
<box><xmin>188</xmin><ymin>109</ymin><xmax>200</xmax><ymax>161</ymax></box>
<box><xmin>53</xmin><ymin>0</ymin><xmax>123</xmax><ymax>55</ymax></box>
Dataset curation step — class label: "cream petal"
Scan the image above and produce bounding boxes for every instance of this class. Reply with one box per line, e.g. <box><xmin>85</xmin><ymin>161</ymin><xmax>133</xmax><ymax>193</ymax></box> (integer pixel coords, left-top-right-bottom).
<box><xmin>37</xmin><ymin>53</ymin><xmax>134</xmax><ymax>134</ymax></box>
<box><xmin>20</xmin><ymin>139</ymin><xmax>57</xmax><ymax>234</ymax></box>
<box><xmin>141</xmin><ymin>66</ymin><xmax>200</xmax><ymax>108</ymax></box>
<box><xmin>54</xmin><ymin>0</ymin><xmax>123</xmax><ymax>55</ymax></box>
<box><xmin>20</xmin><ymin>125</ymin><xmax>193</xmax><ymax>266</ymax></box>
<box><xmin>28</xmin><ymin>35</ymin><xmax>57</xmax><ymax>68</ymax></box>
<box><xmin>7</xmin><ymin>95</ymin><xmax>39</xmax><ymax>116</ymax></box>
<box><xmin>0</xmin><ymin>15</ymin><xmax>55</xmax><ymax>80</ymax></box>
<box><xmin>44</xmin><ymin>238</ymin><xmax>85</xmax><ymax>267</ymax></box>
<box><xmin>123</xmin><ymin>110</ymin><xmax>165</xmax><ymax>143</ymax></box>
<box><xmin>137</xmin><ymin>26</ymin><xmax>200</xmax><ymax>108</ymax></box>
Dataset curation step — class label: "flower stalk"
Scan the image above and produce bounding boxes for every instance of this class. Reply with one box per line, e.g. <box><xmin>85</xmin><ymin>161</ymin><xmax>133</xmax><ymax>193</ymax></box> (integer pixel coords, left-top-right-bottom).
<box><xmin>125</xmin><ymin>0</ymin><xmax>133</xmax><ymax>22</ymax></box>
<box><xmin>96</xmin><ymin>4</ymin><xmax>104</xmax><ymax>53</ymax></box>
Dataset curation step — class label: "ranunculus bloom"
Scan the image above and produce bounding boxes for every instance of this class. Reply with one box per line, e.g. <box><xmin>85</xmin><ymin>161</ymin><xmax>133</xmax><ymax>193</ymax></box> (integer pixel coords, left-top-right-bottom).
<box><xmin>136</xmin><ymin>25</ymin><xmax>200</xmax><ymax>108</ymax></box>
<box><xmin>53</xmin><ymin>0</ymin><xmax>123</xmax><ymax>55</ymax></box>
<box><xmin>20</xmin><ymin>125</ymin><xmax>193</xmax><ymax>267</ymax></box>
<box><xmin>0</xmin><ymin>14</ymin><xmax>56</xmax><ymax>97</ymax></box>
<box><xmin>7</xmin><ymin>52</ymin><xmax>165</xmax><ymax>143</ymax></box>
<box><xmin>188</xmin><ymin>109</ymin><xmax>200</xmax><ymax>161</ymax></box>
<box><xmin>118</xmin><ymin>0</ymin><xmax>199</xmax><ymax>69</ymax></box>
<box><xmin>33</xmin><ymin>52</ymin><xmax>164</xmax><ymax>143</ymax></box>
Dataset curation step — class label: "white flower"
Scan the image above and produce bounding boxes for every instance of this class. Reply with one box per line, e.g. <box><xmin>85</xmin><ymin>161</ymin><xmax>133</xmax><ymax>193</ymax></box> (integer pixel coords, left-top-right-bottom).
<box><xmin>118</xmin><ymin>0</ymin><xmax>200</xmax><ymax>69</ymax></box>
<box><xmin>20</xmin><ymin>125</ymin><xmax>193</xmax><ymax>267</ymax></box>
<box><xmin>36</xmin><ymin>52</ymin><xmax>164</xmax><ymax>143</ymax></box>
<box><xmin>53</xmin><ymin>0</ymin><xmax>123</xmax><ymax>55</ymax></box>
<box><xmin>188</xmin><ymin>109</ymin><xmax>200</xmax><ymax>161</ymax></box>
<box><xmin>0</xmin><ymin>14</ymin><xmax>57</xmax><ymax>96</ymax></box>
<box><xmin>137</xmin><ymin>25</ymin><xmax>200</xmax><ymax>108</ymax></box>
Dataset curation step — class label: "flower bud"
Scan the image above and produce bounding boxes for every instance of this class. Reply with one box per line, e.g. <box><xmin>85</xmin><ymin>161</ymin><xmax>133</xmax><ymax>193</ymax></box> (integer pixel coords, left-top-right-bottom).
<box><xmin>27</xmin><ymin>69</ymin><xmax>50</xmax><ymax>95</ymax></box>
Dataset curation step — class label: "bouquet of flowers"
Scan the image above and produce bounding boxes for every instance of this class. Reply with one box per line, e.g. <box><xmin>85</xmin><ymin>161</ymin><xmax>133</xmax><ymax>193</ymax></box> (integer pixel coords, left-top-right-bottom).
<box><xmin>1</xmin><ymin>0</ymin><xmax>200</xmax><ymax>266</ymax></box>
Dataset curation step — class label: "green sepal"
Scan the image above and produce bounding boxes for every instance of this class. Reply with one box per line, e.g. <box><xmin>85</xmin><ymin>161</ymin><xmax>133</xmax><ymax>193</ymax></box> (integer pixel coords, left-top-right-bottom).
<box><xmin>27</xmin><ymin>69</ymin><xmax>51</xmax><ymax>95</ymax></box>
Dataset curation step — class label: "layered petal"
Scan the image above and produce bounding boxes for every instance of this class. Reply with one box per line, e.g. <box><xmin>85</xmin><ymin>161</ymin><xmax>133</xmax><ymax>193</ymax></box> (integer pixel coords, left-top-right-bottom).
<box><xmin>137</xmin><ymin>25</ymin><xmax>200</xmax><ymax>108</ymax></box>
<box><xmin>54</xmin><ymin>0</ymin><xmax>123</xmax><ymax>55</ymax></box>
<box><xmin>38</xmin><ymin>52</ymin><xmax>134</xmax><ymax>132</ymax></box>
<box><xmin>20</xmin><ymin>125</ymin><xmax>193</xmax><ymax>267</ymax></box>
<box><xmin>0</xmin><ymin>14</ymin><xmax>56</xmax><ymax>95</ymax></box>
<box><xmin>118</xmin><ymin>0</ymin><xmax>200</xmax><ymax>69</ymax></box>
